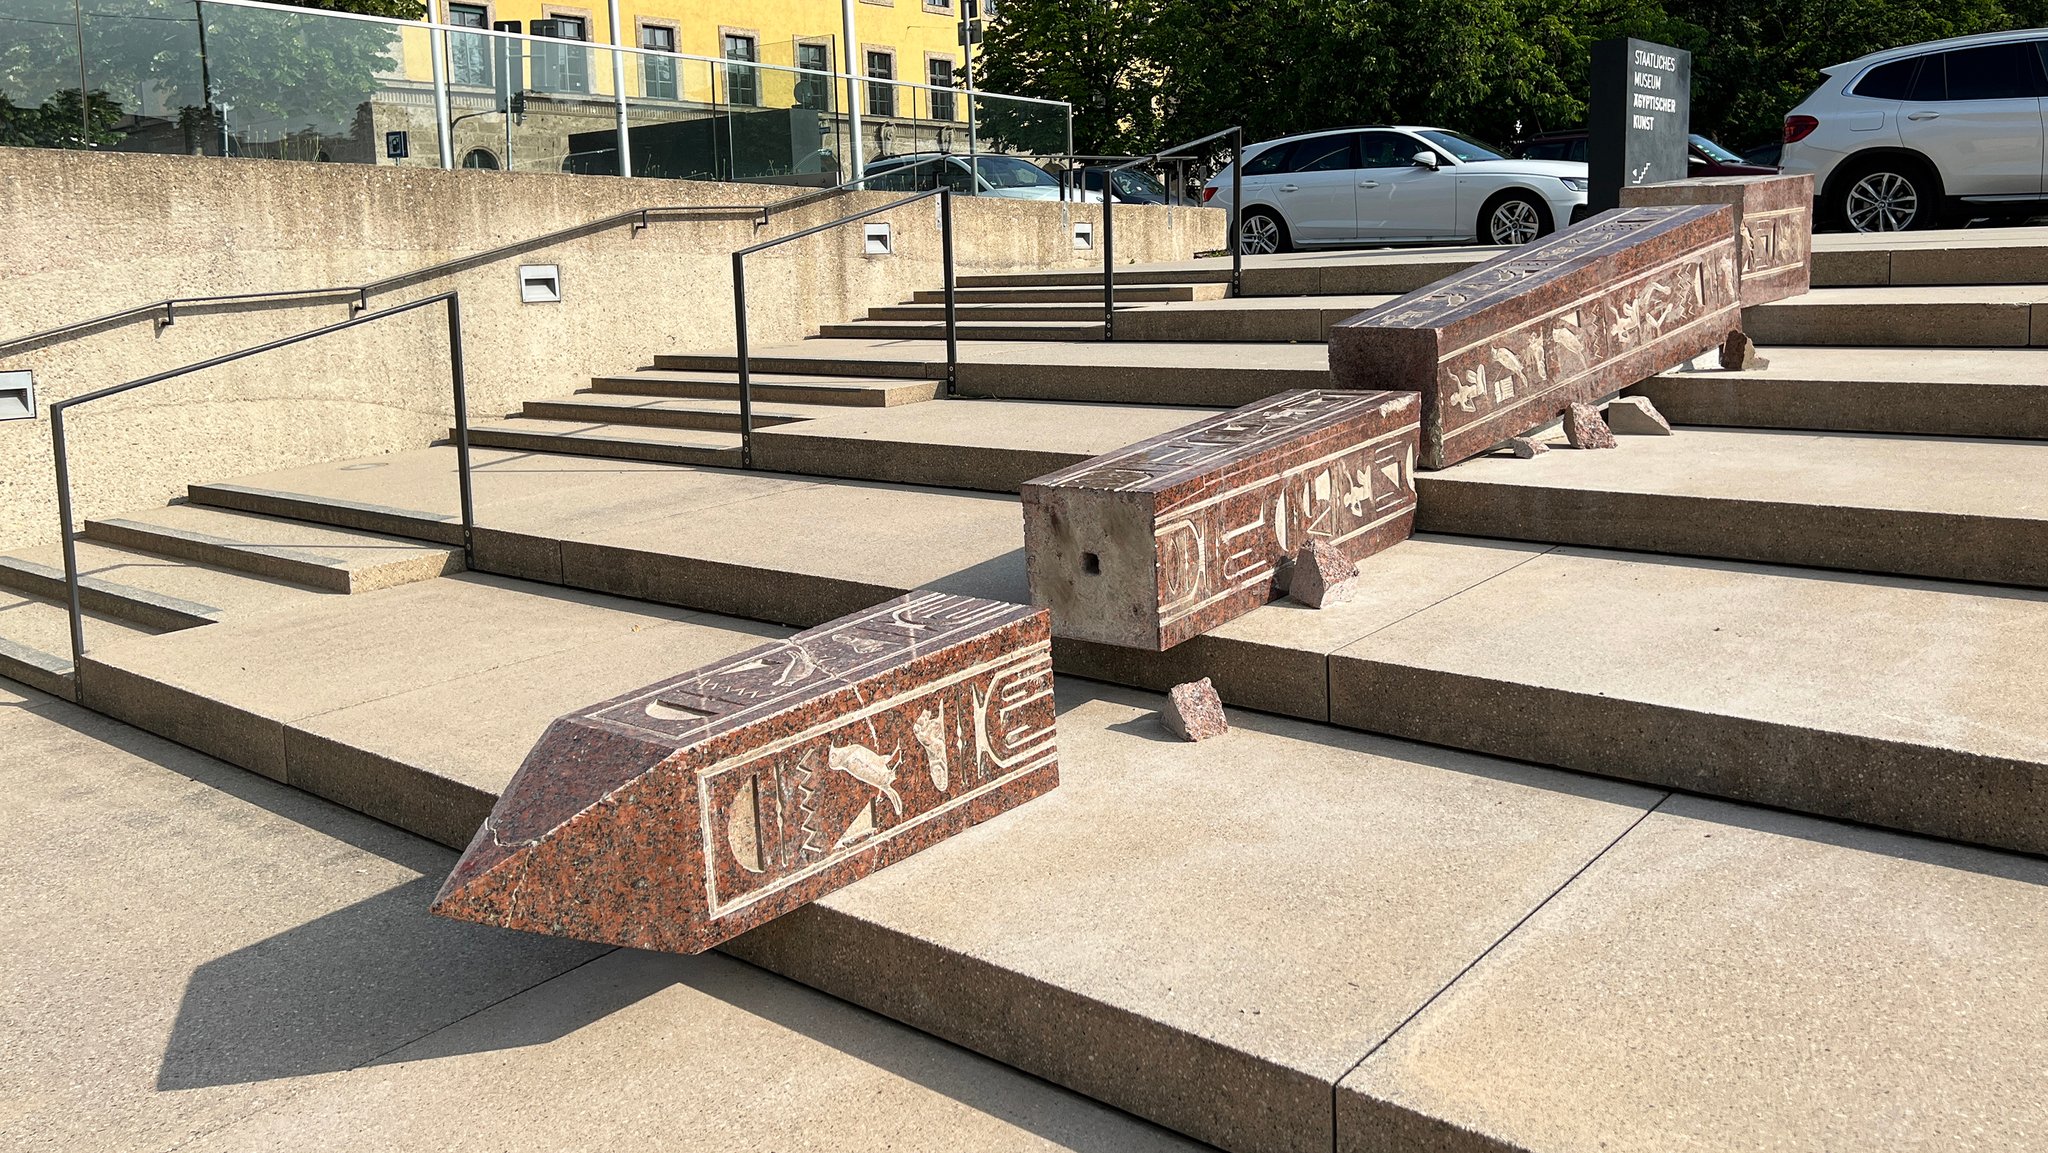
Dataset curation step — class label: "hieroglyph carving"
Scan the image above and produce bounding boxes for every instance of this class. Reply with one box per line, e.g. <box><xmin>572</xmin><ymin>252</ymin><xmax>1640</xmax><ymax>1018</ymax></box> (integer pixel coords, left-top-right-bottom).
<box><xmin>1737</xmin><ymin>206</ymin><xmax>1808</xmax><ymax>283</ymax></box>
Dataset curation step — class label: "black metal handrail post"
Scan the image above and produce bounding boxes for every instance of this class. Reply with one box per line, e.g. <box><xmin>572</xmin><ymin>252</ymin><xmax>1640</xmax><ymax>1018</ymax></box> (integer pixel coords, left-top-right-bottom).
<box><xmin>732</xmin><ymin>187</ymin><xmax>957</xmax><ymax>465</ymax></box>
<box><xmin>48</xmin><ymin>292</ymin><xmax>473</xmax><ymax>689</ymax></box>
<box><xmin>1101</xmin><ymin>126</ymin><xmax>1243</xmax><ymax>341</ymax></box>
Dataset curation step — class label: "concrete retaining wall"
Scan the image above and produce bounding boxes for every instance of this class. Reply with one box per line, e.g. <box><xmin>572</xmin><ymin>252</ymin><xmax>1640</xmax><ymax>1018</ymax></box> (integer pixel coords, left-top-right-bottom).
<box><xmin>0</xmin><ymin>147</ymin><xmax>1223</xmax><ymax>553</ymax></box>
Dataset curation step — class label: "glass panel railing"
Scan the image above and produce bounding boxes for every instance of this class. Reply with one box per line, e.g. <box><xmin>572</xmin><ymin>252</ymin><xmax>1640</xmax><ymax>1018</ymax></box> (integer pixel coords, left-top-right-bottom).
<box><xmin>5</xmin><ymin>0</ymin><xmax>1073</xmax><ymax>188</ymax></box>
<box><xmin>0</xmin><ymin>0</ymin><xmax>99</xmax><ymax>148</ymax></box>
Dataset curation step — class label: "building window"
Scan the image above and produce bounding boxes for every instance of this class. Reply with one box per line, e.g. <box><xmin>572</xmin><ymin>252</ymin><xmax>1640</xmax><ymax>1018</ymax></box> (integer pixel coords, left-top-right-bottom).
<box><xmin>641</xmin><ymin>24</ymin><xmax>676</xmax><ymax>100</ymax></box>
<box><xmin>795</xmin><ymin>40</ymin><xmax>832</xmax><ymax>112</ymax></box>
<box><xmin>447</xmin><ymin>3</ymin><xmax>491</xmax><ymax>87</ymax></box>
<box><xmin>532</xmin><ymin>15</ymin><xmax>588</xmax><ymax>95</ymax></box>
<box><xmin>866</xmin><ymin>49</ymin><xmax>895</xmax><ymax>117</ymax></box>
<box><xmin>724</xmin><ymin>33</ymin><xmax>758</xmax><ymax>107</ymax></box>
<box><xmin>928</xmin><ymin>57</ymin><xmax>955</xmax><ymax>120</ymax></box>
<box><xmin>462</xmin><ymin>147</ymin><xmax>500</xmax><ymax>169</ymax></box>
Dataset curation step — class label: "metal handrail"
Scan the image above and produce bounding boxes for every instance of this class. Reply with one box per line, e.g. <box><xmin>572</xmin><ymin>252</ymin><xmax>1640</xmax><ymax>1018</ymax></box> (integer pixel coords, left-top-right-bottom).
<box><xmin>731</xmin><ymin>187</ymin><xmax>956</xmax><ymax>467</ymax></box>
<box><xmin>1099</xmin><ymin>126</ymin><xmax>1243</xmax><ymax>338</ymax></box>
<box><xmin>0</xmin><ymin>203</ymin><xmax>767</xmax><ymax>359</ymax></box>
<box><xmin>49</xmin><ymin>292</ymin><xmax>475</xmax><ymax>688</ymax></box>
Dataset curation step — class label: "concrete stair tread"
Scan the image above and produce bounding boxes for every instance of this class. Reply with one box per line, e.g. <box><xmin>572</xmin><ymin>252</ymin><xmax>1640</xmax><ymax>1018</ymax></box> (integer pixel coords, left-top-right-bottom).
<box><xmin>1417</xmin><ymin>427</ymin><xmax>2048</xmax><ymax>585</ymax></box>
<box><xmin>910</xmin><ymin>283</ymin><xmax>1230</xmax><ymax>303</ymax></box>
<box><xmin>1636</xmin><ymin>346</ymin><xmax>2048</xmax><ymax>438</ymax></box>
<box><xmin>1</xmin><ymin>539</ymin><xmax>331</xmax><ymax>629</ymax></box>
<box><xmin>820</xmin><ymin>319</ymin><xmax>1109</xmax><ymax>341</ymax></box>
<box><xmin>0</xmin><ymin>587</ymin><xmax>161</xmax><ymax>694</ymax></box>
<box><xmin>70</xmin><ymin>566</ymin><xmax>2048</xmax><ymax>1153</ymax></box>
<box><xmin>1758</xmin><ymin>284</ymin><xmax>2048</xmax><ymax>306</ymax></box>
<box><xmin>465</xmin><ymin>418</ymin><xmax>745</xmax><ymax>466</ymax></box>
<box><xmin>521</xmin><ymin>392</ymin><xmax>850</xmax><ymax>428</ymax></box>
<box><xmin>85</xmin><ymin>503</ymin><xmax>464</xmax><ymax>594</ymax></box>
<box><xmin>753</xmin><ymin>397</ymin><xmax>1217</xmax><ymax>491</ymax></box>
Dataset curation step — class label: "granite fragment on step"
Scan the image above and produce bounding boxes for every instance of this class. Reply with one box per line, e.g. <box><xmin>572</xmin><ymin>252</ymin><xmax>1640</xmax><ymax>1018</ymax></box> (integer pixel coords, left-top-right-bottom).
<box><xmin>1289</xmin><ymin>540</ymin><xmax>1358</xmax><ymax>609</ymax></box>
<box><xmin>1162</xmin><ymin>678</ymin><xmax>1228</xmax><ymax>742</ymax></box>
<box><xmin>432</xmin><ymin>591</ymin><xmax>1059</xmax><ymax>954</ymax></box>
<box><xmin>1509</xmin><ymin>436</ymin><xmax>1548</xmax><ymax>458</ymax></box>
<box><xmin>1721</xmin><ymin>330</ymin><xmax>1769</xmax><ymax>371</ymax></box>
<box><xmin>1564</xmin><ymin>402</ymin><xmax>1616</xmax><ymax>449</ymax></box>
<box><xmin>1604</xmin><ymin>396</ymin><xmax>1673</xmax><ymax>436</ymax></box>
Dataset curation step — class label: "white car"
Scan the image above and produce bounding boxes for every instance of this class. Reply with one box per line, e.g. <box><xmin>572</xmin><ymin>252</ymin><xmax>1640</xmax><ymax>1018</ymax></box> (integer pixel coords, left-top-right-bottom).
<box><xmin>863</xmin><ymin>153</ymin><xmax>1103</xmax><ymax>203</ymax></box>
<box><xmin>1202</xmin><ymin>126</ymin><xmax>1589</xmax><ymax>252</ymax></box>
<box><xmin>1781</xmin><ymin>29</ymin><xmax>2048</xmax><ymax>231</ymax></box>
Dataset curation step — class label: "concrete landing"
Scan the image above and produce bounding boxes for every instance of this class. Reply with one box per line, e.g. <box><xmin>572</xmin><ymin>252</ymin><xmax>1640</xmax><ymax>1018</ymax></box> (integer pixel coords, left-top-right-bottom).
<box><xmin>1330</xmin><ymin>546</ymin><xmax>2048</xmax><ymax>853</ymax></box>
<box><xmin>1635</xmin><ymin>346</ymin><xmax>2048</xmax><ymax>439</ymax></box>
<box><xmin>753</xmin><ymin>398</ymin><xmax>1219</xmax><ymax>491</ymax></box>
<box><xmin>1418</xmin><ymin>427</ymin><xmax>2048</xmax><ymax>586</ymax></box>
<box><xmin>1</xmin><ymin>687</ymin><xmax>1199</xmax><ymax>1153</ymax></box>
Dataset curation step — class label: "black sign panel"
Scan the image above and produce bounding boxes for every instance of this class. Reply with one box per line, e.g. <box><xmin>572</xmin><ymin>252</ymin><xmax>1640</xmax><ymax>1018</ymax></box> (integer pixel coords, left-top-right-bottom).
<box><xmin>384</xmin><ymin>131</ymin><xmax>409</xmax><ymax>160</ymax></box>
<box><xmin>1588</xmin><ymin>37</ymin><xmax>1690</xmax><ymax>212</ymax></box>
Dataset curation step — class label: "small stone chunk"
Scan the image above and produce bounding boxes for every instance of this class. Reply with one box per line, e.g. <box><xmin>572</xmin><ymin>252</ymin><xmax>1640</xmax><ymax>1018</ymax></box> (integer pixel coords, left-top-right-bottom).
<box><xmin>1563</xmin><ymin>402</ymin><xmax>1617</xmax><ymax>449</ymax></box>
<box><xmin>1720</xmin><ymin>330</ymin><xmax>1769</xmax><ymax>371</ymax></box>
<box><xmin>1509</xmin><ymin>436</ymin><xmax>1548</xmax><ymax>458</ymax></box>
<box><xmin>1162</xmin><ymin>678</ymin><xmax>1228</xmax><ymax>742</ymax></box>
<box><xmin>1604</xmin><ymin>396</ymin><xmax>1673</xmax><ymax>436</ymax></box>
<box><xmin>1288</xmin><ymin>540</ymin><xmax>1358</xmax><ymax>609</ymax></box>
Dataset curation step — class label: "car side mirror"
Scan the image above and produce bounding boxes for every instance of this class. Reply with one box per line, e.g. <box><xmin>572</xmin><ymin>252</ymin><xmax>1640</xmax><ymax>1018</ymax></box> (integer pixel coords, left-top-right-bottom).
<box><xmin>1413</xmin><ymin>149</ymin><xmax>1440</xmax><ymax>170</ymax></box>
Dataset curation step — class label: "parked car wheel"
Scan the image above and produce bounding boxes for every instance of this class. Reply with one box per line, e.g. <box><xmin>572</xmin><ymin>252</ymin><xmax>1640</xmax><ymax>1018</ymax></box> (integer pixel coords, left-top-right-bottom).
<box><xmin>1239</xmin><ymin>209</ymin><xmax>1291</xmax><ymax>254</ymax></box>
<box><xmin>1481</xmin><ymin>191</ymin><xmax>1551</xmax><ymax>246</ymax></box>
<box><xmin>1834</xmin><ymin>157</ymin><xmax>1939</xmax><ymax>232</ymax></box>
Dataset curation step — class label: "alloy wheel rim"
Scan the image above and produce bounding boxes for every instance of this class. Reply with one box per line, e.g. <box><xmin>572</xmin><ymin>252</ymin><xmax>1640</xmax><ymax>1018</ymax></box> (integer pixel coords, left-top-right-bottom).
<box><xmin>1846</xmin><ymin>172</ymin><xmax>1918</xmax><ymax>232</ymax></box>
<box><xmin>1241</xmin><ymin>215</ymin><xmax>1280</xmax><ymax>254</ymax></box>
<box><xmin>1491</xmin><ymin>200</ymin><xmax>1541</xmax><ymax>245</ymax></box>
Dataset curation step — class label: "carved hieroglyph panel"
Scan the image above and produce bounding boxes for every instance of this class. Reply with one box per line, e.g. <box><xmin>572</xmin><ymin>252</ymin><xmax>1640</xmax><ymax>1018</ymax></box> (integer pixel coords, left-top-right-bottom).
<box><xmin>1738</xmin><ymin>205</ymin><xmax>1809</xmax><ymax>283</ymax></box>
<box><xmin>1429</xmin><ymin>243</ymin><xmax>1740</xmax><ymax>434</ymax></box>
<box><xmin>1154</xmin><ymin>422</ymin><xmax>1417</xmax><ymax>628</ymax></box>
<box><xmin>693</xmin><ymin>639</ymin><xmax>1055</xmax><ymax>922</ymax></box>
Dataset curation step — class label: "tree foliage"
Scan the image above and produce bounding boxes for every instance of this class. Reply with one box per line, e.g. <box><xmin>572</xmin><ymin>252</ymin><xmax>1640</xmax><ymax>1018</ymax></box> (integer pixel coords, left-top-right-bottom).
<box><xmin>981</xmin><ymin>0</ymin><xmax>2045</xmax><ymax>156</ymax></box>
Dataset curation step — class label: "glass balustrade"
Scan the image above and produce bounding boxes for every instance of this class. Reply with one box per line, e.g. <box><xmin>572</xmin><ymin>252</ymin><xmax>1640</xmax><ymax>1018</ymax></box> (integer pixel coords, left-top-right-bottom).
<box><xmin>1</xmin><ymin>0</ymin><xmax>1074</xmax><ymax>191</ymax></box>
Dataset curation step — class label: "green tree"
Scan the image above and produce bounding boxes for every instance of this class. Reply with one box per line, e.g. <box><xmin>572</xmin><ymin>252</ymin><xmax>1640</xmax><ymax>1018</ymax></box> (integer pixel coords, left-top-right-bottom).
<box><xmin>975</xmin><ymin>0</ymin><xmax>1163</xmax><ymax>155</ymax></box>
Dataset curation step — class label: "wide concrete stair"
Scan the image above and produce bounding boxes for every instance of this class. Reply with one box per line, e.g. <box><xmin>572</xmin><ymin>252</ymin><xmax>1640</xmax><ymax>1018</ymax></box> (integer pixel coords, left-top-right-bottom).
<box><xmin>14</xmin><ymin>224</ymin><xmax>2048</xmax><ymax>1153</ymax></box>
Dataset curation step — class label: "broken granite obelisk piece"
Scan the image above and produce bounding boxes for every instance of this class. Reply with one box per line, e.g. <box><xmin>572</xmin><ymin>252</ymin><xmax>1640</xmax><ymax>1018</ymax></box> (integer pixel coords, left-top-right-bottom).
<box><xmin>1565</xmin><ymin>402</ymin><xmax>1617</xmax><ymax>449</ymax></box>
<box><xmin>1162</xmin><ymin>678</ymin><xmax>1228</xmax><ymax>741</ymax></box>
<box><xmin>1289</xmin><ymin>539</ymin><xmax>1358</xmax><ymax>609</ymax></box>
<box><xmin>1328</xmin><ymin>204</ymin><xmax>1740</xmax><ymax>469</ymax></box>
<box><xmin>1021</xmin><ymin>389</ymin><xmax>1420</xmax><ymax>651</ymax></box>
<box><xmin>1721</xmin><ymin>329</ymin><xmax>1769</xmax><ymax>371</ymax></box>
<box><xmin>1621</xmin><ymin>173</ymin><xmax>1814</xmax><ymax>307</ymax></box>
<box><xmin>431</xmin><ymin>591</ymin><xmax>1058</xmax><ymax>954</ymax></box>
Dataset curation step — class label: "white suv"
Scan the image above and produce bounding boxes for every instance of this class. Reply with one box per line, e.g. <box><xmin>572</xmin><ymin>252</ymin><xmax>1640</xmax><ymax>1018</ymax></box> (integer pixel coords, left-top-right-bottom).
<box><xmin>1202</xmin><ymin>126</ymin><xmax>1589</xmax><ymax>252</ymax></box>
<box><xmin>1782</xmin><ymin>30</ymin><xmax>2048</xmax><ymax>231</ymax></box>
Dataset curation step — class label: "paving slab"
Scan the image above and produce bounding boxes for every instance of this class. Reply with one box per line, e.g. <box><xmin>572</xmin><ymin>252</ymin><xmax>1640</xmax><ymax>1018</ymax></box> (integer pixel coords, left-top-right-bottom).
<box><xmin>0</xmin><ymin>695</ymin><xmax>601</xmax><ymax>1153</ymax></box>
<box><xmin>1634</xmin><ymin>345</ymin><xmax>2048</xmax><ymax>438</ymax></box>
<box><xmin>1338</xmin><ymin>794</ymin><xmax>2048</xmax><ymax>1153</ymax></box>
<box><xmin>1417</xmin><ymin>427</ymin><xmax>2048</xmax><ymax>585</ymax></box>
<box><xmin>713</xmin><ymin>681</ymin><xmax>1665</xmax><ymax>1153</ymax></box>
<box><xmin>1329</xmin><ymin>547</ymin><xmax>2048</xmax><ymax>853</ymax></box>
<box><xmin>752</xmin><ymin>398</ymin><xmax>1220</xmax><ymax>492</ymax></box>
<box><xmin>184</xmin><ymin>948</ymin><xmax>1206</xmax><ymax>1153</ymax></box>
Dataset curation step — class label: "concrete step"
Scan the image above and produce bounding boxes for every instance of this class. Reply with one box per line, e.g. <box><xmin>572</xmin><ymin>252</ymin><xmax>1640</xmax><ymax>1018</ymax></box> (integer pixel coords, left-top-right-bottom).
<box><xmin>662</xmin><ymin>339</ymin><xmax>1331</xmax><ymax>406</ymax></box>
<box><xmin>601</xmin><ymin>367</ymin><xmax>941</xmax><ymax>406</ymax></box>
<box><xmin>60</xmin><ymin>566</ymin><xmax>2048</xmax><ymax>1153</ymax></box>
<box><xmin>462</xmin><ymin>418</ymin><xmax>745</xmax><ymax>468</ymax></box>
<box><xmin>1744</xmin><ymin>285</ymin><xmax>2048</xmax><ymax>348</ymax></box>
<box><xmin>866</xmin><ymin>302</ymin><xmax>1111</xmax><ymax>323</ymax></box>
<box><xmin>909</xmin><ymin>283</ymin><xmax>1229</xmax><ymax>304</ymax></box>
<box><xmin>818</xmin><ymin>319</ymin><xmax>1108</xmax><ymax>342</ymax></box>
<box><xmin>753</xmin><ymin>398</ymin><xmax>1219</xmax><ymax>492</ymax></box>
<box><xmin>1417</xmin><ymin>427</ymin><xmax>2048</xmax><ymax>586</ymax></box>
<box><xmin>84</xmin><ymin>505</ymin><xmax>464</xmax><ymax>594</ymax></box>
<box><xmin>519</xmin><ymin>392</ymin><xmax>838</xmax><ymax>432</ymax></box>
<box><xmin>0</xmin><ymin>548</ymin><xmax>220</xmax><ymax>632</ymax></box>
<box><xmin>0</xmin><ymin>587</ymin><xmax>160</xmax><ymax>697</ymax></box>
<box><xmin>958</xmin><ymin>265</ymin><xmax>1233</xmax><ymax>288</ymax></box>
<box><xmin>1633</xmin><ymin>347</ymin><xmax>2048</xmax><ymax>439</ymax></box>
<box><xmin>173</xmin><ymin>446</ymin><xmax>2048</xmax><ymax>859</ymax></box>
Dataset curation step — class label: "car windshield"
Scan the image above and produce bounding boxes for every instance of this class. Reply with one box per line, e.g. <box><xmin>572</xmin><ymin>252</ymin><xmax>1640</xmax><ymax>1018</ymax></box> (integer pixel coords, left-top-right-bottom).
<box><xmin>1416</xmin><ymin>129</ymin><xmax>1510</xmax><ymax>163</ymax></box>
<box><xmin>1112</xmin><ymin>170</ymin><xmax>1166</xmax><ymax>197</ymax></box>
<box><xmin>1689</xmin><ymin>134</ymin><xmax>1744</xmax><ymax>163</ymax></box>
<box><xmin>973</xmin><ymin>156</ymin><xmax>1057</xmax><ymax>189</ymax></box>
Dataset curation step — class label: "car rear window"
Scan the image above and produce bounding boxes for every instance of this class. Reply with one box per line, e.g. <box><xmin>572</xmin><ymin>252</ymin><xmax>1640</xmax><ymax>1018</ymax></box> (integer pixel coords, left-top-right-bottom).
<box><xmin>1242</xmin><ymin>142</ymin><xmax>1296</xmax><ymax>176</ymax></box>
<box><xmin>1853</xmin><ymin>57</ymin><xmax>1917</xmax><ymax>100</ymax></box>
